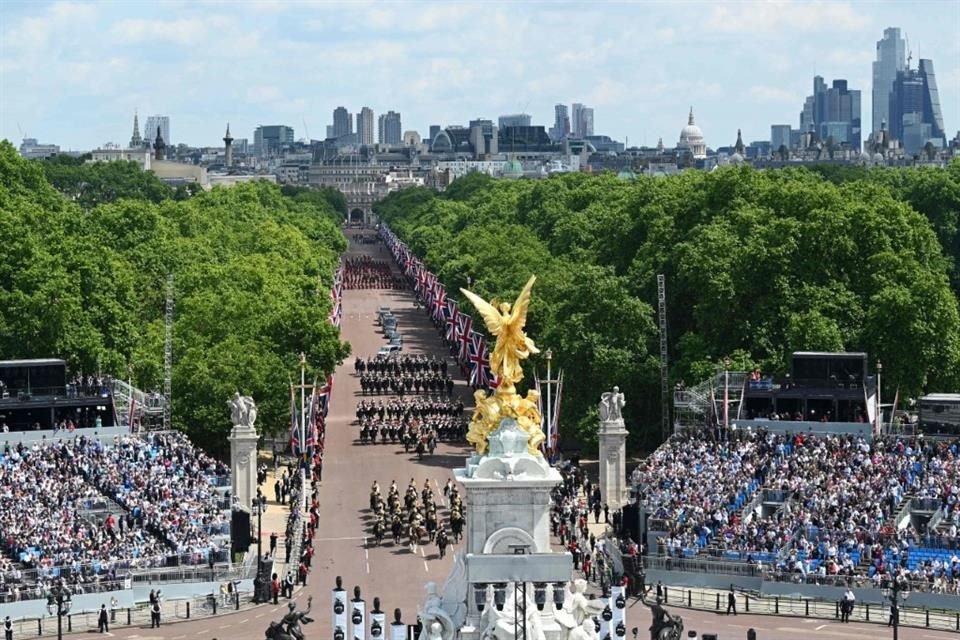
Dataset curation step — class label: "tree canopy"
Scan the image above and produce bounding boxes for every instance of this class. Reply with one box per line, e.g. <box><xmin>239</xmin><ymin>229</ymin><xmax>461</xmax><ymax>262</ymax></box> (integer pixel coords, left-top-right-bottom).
<box><xmin>375</xmin><ymin>165</ymin><xmax>960</xmax><ymax>451</ymax></box>
<box><xmin>0</xmin><ymin>140</ymin><xmax>349</xmax><ymax>452</ymax></box>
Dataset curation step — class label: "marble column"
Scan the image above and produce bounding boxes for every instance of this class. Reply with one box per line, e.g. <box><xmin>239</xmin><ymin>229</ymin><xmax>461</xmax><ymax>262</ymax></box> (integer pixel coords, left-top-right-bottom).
<box><xmin>228</xmin><ymin>422</ymin><xmax>258</xmax><ymax>511</ymax></box>
<box><xmin>598</xmin><ymin>418</ymin><xmax>628</xmax><ymax>510</ymax></box>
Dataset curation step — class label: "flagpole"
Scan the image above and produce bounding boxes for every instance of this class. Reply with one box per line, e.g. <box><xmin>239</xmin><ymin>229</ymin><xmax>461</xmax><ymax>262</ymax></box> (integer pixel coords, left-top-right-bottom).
<box><xmin>545</xmin><ymin>349</ymin><xmax>553</xmax><ymax>457</ymax></box>
<box><xmin>299</xmin><ymin>352</ymin><xmax>307</xmax><ymax>467</ymax></box>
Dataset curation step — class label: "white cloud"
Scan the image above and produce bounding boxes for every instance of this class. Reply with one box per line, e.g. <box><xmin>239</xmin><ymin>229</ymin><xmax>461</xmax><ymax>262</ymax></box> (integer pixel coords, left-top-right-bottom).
<box><xmin>112</xmin><ymin>18</ymin><xmax>213</xmax><ymax>45</ymax></box>
<box><xmin>707</xmin><ymin>0</ymin><xmax>867</xmax><ymax>34</ymax></box>
<box><xmin>749</xmin><ymin>85</ymin><xmax>799</xmax><ymax>103</ymax></box>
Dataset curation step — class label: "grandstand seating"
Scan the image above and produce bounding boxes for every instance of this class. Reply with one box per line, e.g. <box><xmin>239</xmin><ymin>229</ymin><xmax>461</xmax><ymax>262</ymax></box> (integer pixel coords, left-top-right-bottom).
<box><xmin>0</xmin><ymin>432</ymin><xmax>231</xmax><ymax>602</ymax></box>
<box><xmin>632</xmin><ymin>428</ymin><xmax>960</xmax><ymax>593</ymax></box>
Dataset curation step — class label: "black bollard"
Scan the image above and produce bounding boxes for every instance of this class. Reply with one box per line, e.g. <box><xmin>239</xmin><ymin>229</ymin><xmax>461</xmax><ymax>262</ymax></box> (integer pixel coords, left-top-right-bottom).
<box><xmin>716</xmin><ymin>593</ymin><xmax>721</xmax><ymax>610</ymax></box>
<box><xmin>747</xmin><ymin>629</ymin><xmax>757</xmax><ymax>640</ymax></box>
<box><xmin>186</xmin><ymin>602</ymin><xmax>190</xmax><ymax>619</ymax></box>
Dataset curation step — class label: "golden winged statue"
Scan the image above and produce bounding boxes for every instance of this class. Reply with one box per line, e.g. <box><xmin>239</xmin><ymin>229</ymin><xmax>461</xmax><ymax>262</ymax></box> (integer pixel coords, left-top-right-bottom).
<box><xmin>461</xmin><ymin>276</ymin><xmax>544</xmax><ymax>457</ymax></box>
<box><xmin>460</xmin><ymin>275</ymin><xmax>539</xmax><ymax>390</ymax></box>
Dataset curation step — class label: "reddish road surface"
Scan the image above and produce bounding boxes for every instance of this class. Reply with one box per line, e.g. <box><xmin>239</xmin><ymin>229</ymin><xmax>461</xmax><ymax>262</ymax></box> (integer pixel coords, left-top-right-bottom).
<box><xmin>60</xmin><ymin>232</ymin><xmax>956</xmax><ymax>640</ymax></box>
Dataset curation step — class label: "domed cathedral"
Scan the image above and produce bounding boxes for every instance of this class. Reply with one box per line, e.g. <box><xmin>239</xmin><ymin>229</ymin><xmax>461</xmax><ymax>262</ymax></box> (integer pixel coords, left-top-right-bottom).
<box><xmin>678</xmin><ymin>106</ymin><xmax>707</xmax><ymax>159</ymax></box>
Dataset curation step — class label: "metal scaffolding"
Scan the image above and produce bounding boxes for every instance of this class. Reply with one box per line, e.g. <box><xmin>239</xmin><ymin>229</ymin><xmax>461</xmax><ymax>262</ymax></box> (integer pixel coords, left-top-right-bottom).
<box><xmin>657</xmin><ymin>274</ymin><xmax>670</xmax><ymax>441</ymax></box>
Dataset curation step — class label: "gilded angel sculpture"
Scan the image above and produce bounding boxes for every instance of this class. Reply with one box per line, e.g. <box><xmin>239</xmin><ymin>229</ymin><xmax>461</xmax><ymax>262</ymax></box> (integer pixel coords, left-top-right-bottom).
<box><xmin>460</xmin><ymin>275</ymin><xmax>539</xmax><ymax>388</ymax></box>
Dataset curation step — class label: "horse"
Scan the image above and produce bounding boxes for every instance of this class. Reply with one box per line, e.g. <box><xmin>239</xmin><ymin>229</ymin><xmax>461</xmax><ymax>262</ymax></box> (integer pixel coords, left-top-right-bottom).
<box><xmin>391</xmin><ymin>518</ymin><xmax>403</xmax><ymax>545</ymax></box>
<box><xmin>450</xmin><ymin>514</ymin><xmax>464</xmax><ymax>544</ymax></box>
<box><xmin>372</xmin><ymin>519</ymin><xmax>385</xmax><ymax>546</ymax></box>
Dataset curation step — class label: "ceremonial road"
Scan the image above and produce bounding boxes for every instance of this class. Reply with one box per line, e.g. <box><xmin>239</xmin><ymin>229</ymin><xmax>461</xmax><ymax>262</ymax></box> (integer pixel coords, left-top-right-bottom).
<box><xmin>59</xmin><ymin>231</ymin><xmax>951</xmax><ymax>640</ymax></box>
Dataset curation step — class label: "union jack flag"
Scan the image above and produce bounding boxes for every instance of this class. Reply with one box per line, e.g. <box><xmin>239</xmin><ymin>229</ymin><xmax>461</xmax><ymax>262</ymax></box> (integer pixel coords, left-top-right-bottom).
<box><xmin>445</xmin><ymin>300</ymin><xmax>458</xmax><ymax>342</ymax></box>
<box><xmin>432</xmin><ymin>284</ymin><xmax>446</xmax><ymax>321</ymax></box>
<box><xmin>468</xmin><ymin>330</ymin><xmax>493</xmax><ymax>388</ymax></box>
<box><xmin>456</xmin><ymin>313</ymin><xmax>472</xmax><ymax>363</ymax></box>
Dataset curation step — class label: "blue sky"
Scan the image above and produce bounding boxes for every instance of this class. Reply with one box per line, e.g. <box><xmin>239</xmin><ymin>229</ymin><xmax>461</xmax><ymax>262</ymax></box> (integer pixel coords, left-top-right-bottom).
<box><xmin>1</xmin><ymin>0</ymin><xmax>958</xmax><ymax>151</ymax></box>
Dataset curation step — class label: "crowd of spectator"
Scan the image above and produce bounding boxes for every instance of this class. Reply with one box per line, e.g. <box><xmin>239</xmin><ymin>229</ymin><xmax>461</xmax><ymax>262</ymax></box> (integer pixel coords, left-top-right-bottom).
<box><xmin>344</xmin><ymin>257</ymin><xmax>406</xmax><ymax>289</ymax></box>
<box><xmin>0</xmin><ymin>432</ymin><xmax>231</xmax><ymax>601</ymax></box>
<box><xmin>630</xmin><ymin>426</ymin><xmax>960</xmax><ymax>594</ymax></box>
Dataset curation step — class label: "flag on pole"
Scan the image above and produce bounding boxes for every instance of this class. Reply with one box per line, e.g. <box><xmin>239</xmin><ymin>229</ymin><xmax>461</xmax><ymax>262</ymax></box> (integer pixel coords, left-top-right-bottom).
<box><xmin>305</xmin><ymin>380</ymin><xmax>318</xmax><ymax>452</ymax></box>
<box><xmin>289</xmin><ymin>383</ymin><xmax>300</xmax><ymax>456</ymax></box>
<box><xmin>127</xmin><ymin>395</ymin><xmax>137</xmax><ymax>433</ymax></box>
<box><xmin>551</xmin><ymin>370</ymin><xmax>564</xmax><ymax>451</ymax></box>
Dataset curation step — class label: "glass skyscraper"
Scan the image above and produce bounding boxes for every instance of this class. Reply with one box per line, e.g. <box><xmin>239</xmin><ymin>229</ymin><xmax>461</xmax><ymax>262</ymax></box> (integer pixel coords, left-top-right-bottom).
<box><xmin>872</xmin><ymin>27</ymin><xmax>905</xmax><ymax>134</ymax></box>
<box><xmin>889</xmin><ymin>59</ymin><xmax>947</xmax><ymax>155</ymax></box>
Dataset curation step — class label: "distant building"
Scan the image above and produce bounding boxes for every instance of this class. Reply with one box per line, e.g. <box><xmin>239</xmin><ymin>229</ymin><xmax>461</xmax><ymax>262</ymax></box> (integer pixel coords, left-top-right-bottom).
<box><xmin>583</xmin><ymin>135</ymin><xmax>624</xmax><ymax>154</ymax></box>
<box><xmin>889</xmin><ymin>59</ymin><xmax>946</xmax><ymax>155</ymax></box>
<box><xmin>799</xmin><ymin>76</ymin><xmax>862</xmax><ymax>150</ymax></box>
<box><xmin>677</xmin><ymin>107</ymin><xmax>706</xmax><ymax>159</ymax></box>
<box><xmin>571</xmin><ymin>104</ymin><xmax>594</xmax><ymax>138</ymax></box>
<box><xmin>223</xmin><ymin>123</ymin><xmax>234</xmax><ymax>168</ymax></box>
<box><xmin>872</xmin><ymin>27</ymin><xmax>906</xmax><ymax>135</ymax></box>
<box><xmin>253</xmin><ymin>125</ymin><xmax>295</xmax><ymax>158</ymax></box>
<box><xmin>402</xmin><ymin>130</ymin><xmax>422</xmax><ymax>147</ymax></box>
<box><xmin>90</xmin><ymin>147</ymin><xmax>152</xmax><ymax>170</ymax></box>
<box><xmin>143</xmin><ymin>115</ymin><xmax>170</xmax><ymax>148</ymax></box>
<box><xmin>468</xmin><ymin>118</ymin><xmax>498</xmax><ymax>157</ymax></box>
<box><xmin>378</xmin><ymin>111</ymin><xmax>402</xmax><ymax>145</ymax></box>
<box><xmin>550</xmin><ymin>104</ymin><xmax>570</xmax><ymax>141</ymax></box>
<box><xmin>129</xmin><ymin>113</ymin><xmax>143</xmax><ymax>148</ymax></box>
<box><xmin>429</xmin><ymin>125</ymin><xmax>441</xmax><ymax>143</ymax></box>
<box><xmin>332</xmin><ymin>107</ymin><xmax>353</xmax><ymax>139</ymax></box>
<box><xmin>18</xmin><ymin>138</ymin><xmax>60</xmax><ymax>160</ymax></box>
<box><xmin>770</xmin><ymin>124</ymin><xmax>792</xmax><ymax>152</ymax></box>
<box><xmin>357</xmin><ymin>107</ymin><xmax>375</xmax><ymax>146</ymax></box>
<box><xmin>498</xmin><ymin>113</ymin><xmax>532</xmax><ymax>129</ymax></box>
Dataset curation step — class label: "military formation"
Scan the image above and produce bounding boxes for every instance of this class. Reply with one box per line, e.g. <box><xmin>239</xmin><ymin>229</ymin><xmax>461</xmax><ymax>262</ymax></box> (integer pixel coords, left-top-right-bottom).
<box><xmin>355</xmin><ymin>397</ymin><xmax>467</xmax><ymax>449</ymax></box>
<box><xmin>355</xmin><ymin>355</ymin><xmax>455</xmax><ymax>396</ymax></box>
<box><xmin>367</xmin><ymin>479</ymin><xmax>465</xmax><ymax>559</ymax></box>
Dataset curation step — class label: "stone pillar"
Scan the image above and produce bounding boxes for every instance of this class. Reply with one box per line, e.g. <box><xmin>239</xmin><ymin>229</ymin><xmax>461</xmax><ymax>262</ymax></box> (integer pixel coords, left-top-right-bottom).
<box><xmin>598</xmin><ymin>417</ymin><xmax>628</xmax><ymax>511</ymax></box>
<box><xmin>228</xmin><ymin>422</ymin><xmax>258</xmax><ymax>511</ymax></box>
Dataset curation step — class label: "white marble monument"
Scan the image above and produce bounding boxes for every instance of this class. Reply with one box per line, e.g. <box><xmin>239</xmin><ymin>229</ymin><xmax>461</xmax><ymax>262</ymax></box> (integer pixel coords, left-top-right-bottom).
<box><xmin>227</xmin><ymin>392</ymin><xmax>259</xmax><ymax>513</ymax></box>
<box><xmin>598</xmin><ymin>387</ymin><xmax>629</xmax><ymax>511</ymax></box>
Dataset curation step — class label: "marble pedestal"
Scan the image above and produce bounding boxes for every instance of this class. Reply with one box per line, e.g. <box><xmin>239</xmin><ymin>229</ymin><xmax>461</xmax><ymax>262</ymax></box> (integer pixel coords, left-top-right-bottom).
<box><xmin>598</xmin><ymin>419</ymin><xmax>628</xmax><ymax>511</ymax></box>
<box><xmin>228</xmin><ymin>422</ymin><xmax>258</xmax><ymax>512</ymax></box>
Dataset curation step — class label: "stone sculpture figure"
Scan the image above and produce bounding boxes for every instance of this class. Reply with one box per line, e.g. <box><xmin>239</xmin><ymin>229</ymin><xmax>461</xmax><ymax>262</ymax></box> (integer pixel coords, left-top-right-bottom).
<box><xmin>478</xmin><ymin>586</ymin><xmax>545</xmax><ymax>640</ymax></box>
<box><xmin>269</xmin><ymin>597</ymin><xmax>313</xmax><ymax>640</ymax></box>
<box><xmin>229</xmin><ymin>392</ymin><xmax>258</xmax><ymax>429</ymax></box>
<box><xmin>556</xmin><ymin>580</ymin><xmax>604</xmax><ymax>640</ymax></box>
<box><xmin>643</xmin><ymin>596</ymin><xmax>682</xmax><ymax>640</ymax></box>
<box><xmin>599</xmin><ymin>387</ymin><xmax>625</xmax><ymax>423</ymax></box>
<box><xmin>417</xmin><ymin>553</ymin><xmax>467</xmax><ymax>640</ymax></box>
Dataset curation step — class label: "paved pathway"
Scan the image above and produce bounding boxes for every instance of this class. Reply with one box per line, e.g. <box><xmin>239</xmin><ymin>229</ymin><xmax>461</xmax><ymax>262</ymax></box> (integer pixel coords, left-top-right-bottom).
<box><xmin>55</xmin><ymin>230</ymin><xmax>956</xmax><ymax>640</ymax></box>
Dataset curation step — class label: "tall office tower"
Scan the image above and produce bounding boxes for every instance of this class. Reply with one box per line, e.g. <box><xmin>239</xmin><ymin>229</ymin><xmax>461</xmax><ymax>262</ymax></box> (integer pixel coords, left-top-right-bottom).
<box><xmin>551</xmin><ymin>104</ymin><xmax>570</xmax><ymax>141</ymax></box>
<box><xmin>872</xmin><ymin>27</ymin><xmax>906</xmax><ymax>135</ymax></box>
<box><xmin>429</xmin><ymin>125</ymin><xmax>441</xmax><ymax>143</ymax></box>
<box><xmin>254</xmin><ymin>125</ymin><xmax>295</xmax><ymax>158</ymax></box>
<box><xmin>357</xmin><ymin>107</ymin><xmax>375</xmax><ymax>145</ymax></box>
<box><xmin>571</xmin><ymin>103</ymin><xmax>584</xmax><ymax>137</ymax></box>
<box><xmin>332</xmin><ymin>107</ymin><xmax>353</xmax><ymax>138</ymax></box>
<box><xmin>579</xmin><ymin>107</ymin><xmax>594</xmax><ymax>137</ymax></box>
<box><xmin>498</xmin><ymin>113</ymin><xmax>532</xmax><ymax>128</ymax></box>
<box><xmin>378</xmin><ymin>111</ymin><xmax>402</xmax><ymax>145</ymax></box>
<box><xmin>798</xmin><ymin>76</ymin><xmax>862</xmax><ymax>150</ymax></box>
<box><xmin>144</xmin><ymin>115</ymin><xmax>170</xmax><ymax>148</ymax></box>
<box><xmin>889</xmin><ymin>58</ymin><xmax>946</xmax><ymax>154</ymax></box>
<box><xmin>770</xmin><ymin>124</ymin><xmax>792</xmax><ymax>151</ymax></box>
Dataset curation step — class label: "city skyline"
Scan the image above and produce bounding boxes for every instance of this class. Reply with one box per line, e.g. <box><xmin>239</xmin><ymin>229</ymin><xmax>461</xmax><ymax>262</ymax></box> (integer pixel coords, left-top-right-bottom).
<box><xmin>1</xmin><ymin>0</ymin><xmax>958</xmax><ymax>151</ymax></box>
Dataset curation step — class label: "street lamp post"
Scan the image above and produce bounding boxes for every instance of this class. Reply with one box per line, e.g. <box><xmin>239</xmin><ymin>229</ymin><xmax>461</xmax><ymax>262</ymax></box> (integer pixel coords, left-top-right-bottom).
<box><xmin>46</xmin><ymin>581</ymin><xmax>72</xmax><ymax>640</ymax></box>
<box><xmin>884</xmin><ymin>578</ymin><xmax>908</xmax><ymax>640</ymax></box>
<box><xmin>252</xmin><ymin>488</ymin><xmax>264</xmax><ymax>603</ymax></box>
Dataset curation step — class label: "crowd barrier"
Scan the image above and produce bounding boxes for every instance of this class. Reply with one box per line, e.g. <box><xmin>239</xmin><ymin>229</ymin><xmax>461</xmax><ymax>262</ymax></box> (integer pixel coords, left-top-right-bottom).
<box><xmin>4</xmin><ymin>588</ymin><xmax>254</xmax><ymax>639</ymax></box>
<box><xmin>652</xmin><ymin>583</ymin><xmax>960</xmax><ymax>634</ymax></box>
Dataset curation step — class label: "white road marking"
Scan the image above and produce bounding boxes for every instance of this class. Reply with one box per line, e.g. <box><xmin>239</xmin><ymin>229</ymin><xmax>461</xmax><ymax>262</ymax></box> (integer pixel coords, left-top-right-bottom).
<box><xmin>219</xmin><ymin>624</ymin><xmax>231</xmax><ymax>629</ymax></box>
<box><xmin>424</xmin><ymin>560</ymin><xmax>430</xmax><ymax>573</ymax></box>
<box><xmin>366</xmin><ymin>562</ymin><xmax>370</xmax><ymax>574</ymax></box>
<box><xmin>255</xmin><ymin>614</ymin><xmax>265</xmax><ymax>619</ymax></box>
<box><xmin>172</xmin><ymin>636</ymin><xmax>185</xmax><ymax>639</ymax></box>
<box><xmin>239</xmin><ymin>618</ymin><xmax>249</xmax><ymax>624</ymax></box>
<box><xmin>195</xmin><ymin>631</ymin><xmax>208</xmax><ymax>636</ymax></box>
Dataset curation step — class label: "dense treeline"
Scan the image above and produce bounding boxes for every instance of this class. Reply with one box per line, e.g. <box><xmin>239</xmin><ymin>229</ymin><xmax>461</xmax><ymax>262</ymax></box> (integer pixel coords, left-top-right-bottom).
<box><xmin>0</xmin><ymin>141</ymin><xmax>350</xmax><ymax>451</ymax></box>
<box><xmin>375</xmin><ymin>164</ymin><xmax>960</xmax><ymax>450</ymax></box>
